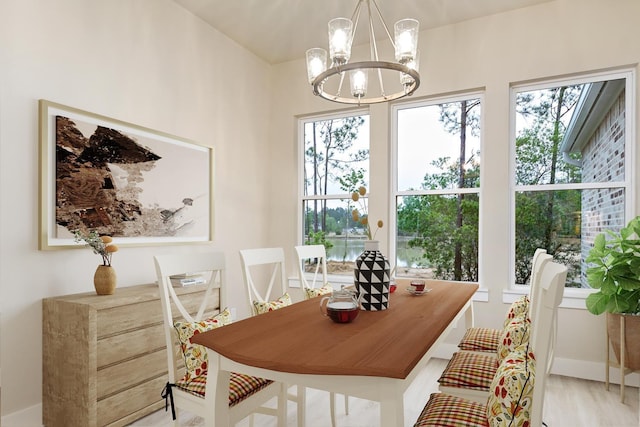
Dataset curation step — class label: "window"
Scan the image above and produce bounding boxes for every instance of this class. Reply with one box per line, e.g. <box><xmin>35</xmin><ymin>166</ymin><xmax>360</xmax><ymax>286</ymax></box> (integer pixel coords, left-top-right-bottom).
<box><xmin>392</xmin><ymin>95</ymin><xmax>482</xmax><ymax>281</ymax></box>
<box><xmin>512</xmin><ymin>71</ymin><xmax>633</xmax><ymax>289</ymax></box>
<box><xmin>299</xmin><ymin>111</ymin><xmax>370</xmax><ymax>276</ymax></box>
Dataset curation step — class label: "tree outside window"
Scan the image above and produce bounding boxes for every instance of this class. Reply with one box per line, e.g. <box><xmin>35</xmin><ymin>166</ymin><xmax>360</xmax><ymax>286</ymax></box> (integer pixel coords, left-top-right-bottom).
<box><xmin>394</xmin><ymin>97</ymin><xmax>481</xmax><ymax>281</ymax></box>
<box><xmin>300</xmin><ymin>112</ymin><xmax>369</xmax><ymax>275</ymax></box>
<box><xmin>513</xmin><ymin>76</ymin><xmax>629</xmax><ymax>288</ymax></box>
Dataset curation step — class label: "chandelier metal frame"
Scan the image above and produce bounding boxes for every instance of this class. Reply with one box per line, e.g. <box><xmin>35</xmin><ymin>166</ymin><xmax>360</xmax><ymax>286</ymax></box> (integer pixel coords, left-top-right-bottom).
<box><xmin>307</xmin><ymin>0</ymin><xmax>421</xmax><ymax>105</ymax></box>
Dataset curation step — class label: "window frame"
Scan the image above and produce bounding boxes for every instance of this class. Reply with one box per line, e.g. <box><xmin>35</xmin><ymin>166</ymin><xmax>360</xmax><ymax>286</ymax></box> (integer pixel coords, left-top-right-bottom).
<box><xmin>508</xmin><ymin>68</ymin><xmax>636</xmax><ymax>307</ymax></box>
<box><xmin>390</xmin><ymin>91</ymin><xmax>484</xmax><ymax>286</ymax></box>
<box><xmin>296</xmin><ymin>108</ymin><xmax>370</xmax><ymax>281</ymax></box>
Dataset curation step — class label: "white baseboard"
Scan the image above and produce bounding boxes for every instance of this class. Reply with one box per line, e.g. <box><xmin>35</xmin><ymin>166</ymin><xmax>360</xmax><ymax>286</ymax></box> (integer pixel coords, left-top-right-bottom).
<box><xmin>432</xmin><ymin>343</ymin><xmax>640</xmax><ymax>387</ymax></box>
<box><xmin>551</xmin><ymin>356</ymin><xmax>640</xmax><ymax>387</ymax></box>
<box><xmin>1</xmin><ymin>402</ymin><xmax>42</xmax><ymax>427</ymax></box>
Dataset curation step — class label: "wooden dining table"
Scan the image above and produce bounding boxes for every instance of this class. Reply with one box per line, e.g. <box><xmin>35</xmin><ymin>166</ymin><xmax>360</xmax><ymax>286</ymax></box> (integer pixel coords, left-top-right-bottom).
<box><xmin>191</xmin><ymin>279</ymin><xmax>478</xmax><ymax>427</ymax></box>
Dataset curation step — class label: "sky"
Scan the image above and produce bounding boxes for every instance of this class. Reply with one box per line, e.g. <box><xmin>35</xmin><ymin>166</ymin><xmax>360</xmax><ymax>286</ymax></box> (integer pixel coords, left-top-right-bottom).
<box><xmin>305</xmin><ymin>102</ymin><xmax>482</xmax><ymax>195</ymax></box>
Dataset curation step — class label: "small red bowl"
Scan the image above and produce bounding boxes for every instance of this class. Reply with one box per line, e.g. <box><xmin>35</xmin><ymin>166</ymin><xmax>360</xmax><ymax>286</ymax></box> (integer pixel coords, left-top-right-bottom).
<box><xmin>389</xmin><ymin>283</ymin><xmax>397</xmax><ymax>293</ymax></box>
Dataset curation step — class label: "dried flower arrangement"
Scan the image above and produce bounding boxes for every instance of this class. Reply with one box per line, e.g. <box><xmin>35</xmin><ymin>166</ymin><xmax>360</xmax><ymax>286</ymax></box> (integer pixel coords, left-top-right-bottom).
<box><xmin>73</xmin><ymin>230</ymin><xmax>119</xmax><ymax>266</ymax></box>
<box><xmin>351</xmin><ymin>186</ymin><xmax>383</xmax><ymax>240</ymax></box>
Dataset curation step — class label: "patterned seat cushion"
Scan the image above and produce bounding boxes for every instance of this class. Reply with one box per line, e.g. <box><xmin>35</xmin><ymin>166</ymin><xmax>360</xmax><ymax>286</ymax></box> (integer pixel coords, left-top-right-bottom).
<box><xmin>503</xmin><ymin>295</ymin><xmax>529</xmax><ymax>328</ymax></box>
<box><xmin>438</xmin><ymin>351</ymin><xmax>498</xmax><ymax>391</ymax></box>
<box><xmin>304</xmin><ymin>284</ymin><xmax>334</xmax><ymax>299</ymax></box>
<box><xmin>497</xmin><ymin>317</ymin><xmax>530</xmax><ymax>362</ymax></box>
<box><xmin>458</xmin><ymin>327</ymin><xmax>502</xmax><ymax>352</ymax></box>
<box><xmin>487</xmin><ymin>344</ymin><xmax>536</xmax><ymax>427</ymax></box>
<box><xmin>414</xmin><ymin>392</ymin><xmax>489</xmax><ymax>427</ymax></box>
<box><xmin>253</xmin><ymin>292</ymin><xmax>292</xmax><ymax>314</ymax></box>
<box><xmin>175</xmin><ymin>371</ymin><xmax>273</xmax><ymax>407</ymax></box>
<box><xmin>174</xmin><ymin>308</ymin><xmax>233</xmax><ymax>382</ymax></box>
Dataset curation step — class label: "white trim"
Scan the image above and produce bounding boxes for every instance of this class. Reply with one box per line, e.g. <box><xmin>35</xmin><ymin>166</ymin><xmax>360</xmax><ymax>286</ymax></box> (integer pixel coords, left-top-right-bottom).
<box><xmin>551</xmin><ymin>357</ymin><xmax>640</xmax><ymax>387</ymax></box>
<box><xmin>508</xmin><ymin>68</ymin><xmax>636</xmax><ymax>290</ymax></box>
<box><xmin>389</xmin><ymin>91</ymin><xmax>485</xmax><ymax>283</ymax></box>
<box><xmin>288</xmin><ymin>276</ymin><xmax>489</xmax><ymax>302</ymax></box>
<box><xmin>296</xmin><ymin>110</ymin><xmax>370</xmax><ymax>250</ymax></box>
<box><xmin>1</xmin><ymin>403</ymin><xmax>43</xmax><ymax>427</ymax></box>
<box><xmin>503</xmin><ymin>287</ymin><xmax>596</xmax><ymax>310</ymax></box>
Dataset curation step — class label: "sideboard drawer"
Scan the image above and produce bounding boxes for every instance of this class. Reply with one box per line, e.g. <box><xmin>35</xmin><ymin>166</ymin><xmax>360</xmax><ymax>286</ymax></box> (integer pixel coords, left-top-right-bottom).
<box><xmin>97</xmin><ymin>349</ymin><xmax>167</xmax><ymax>399</ymax></box>
<box><xmin>97</xmin><ymin>323</ymin><xmax>166</xmax><ymax>368</ymax></box>
<box><xmin>98</xmin><ymin>375</ymin><xmax>167</xmax><ymax>426</ymax></box>
<box><xmin>97</xmin><ymin>300</ymin><xmax>164</xmax><ymax>338</ymax></box>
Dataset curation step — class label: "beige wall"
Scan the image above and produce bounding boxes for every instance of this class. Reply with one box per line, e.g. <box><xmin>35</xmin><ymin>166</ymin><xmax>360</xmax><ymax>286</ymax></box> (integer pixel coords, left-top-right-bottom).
<box><xmin>1</xmin><ymin>0</ymin><xmax>639</xmax><ymax>423</ymax></box>
<box><xmin>0</xmin><ymin>0</ymin><xmax>276</xmax><ymax>421</ymax></box>
<box><xmin>268</xmin><ymin>0</ymin><xmax>640</xmax><ymax>385</ymax></box>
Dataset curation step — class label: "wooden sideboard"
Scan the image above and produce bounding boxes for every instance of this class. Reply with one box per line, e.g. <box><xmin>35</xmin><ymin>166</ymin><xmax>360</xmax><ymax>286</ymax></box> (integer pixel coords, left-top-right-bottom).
<box><xmin>43</xmin><ymin>283</ymin><xmax>218</xmax><ymax>427</ymax></box>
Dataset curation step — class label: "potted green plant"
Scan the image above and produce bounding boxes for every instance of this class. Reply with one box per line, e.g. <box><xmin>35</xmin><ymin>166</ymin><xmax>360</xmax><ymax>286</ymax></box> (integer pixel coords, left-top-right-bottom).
<box><xmin>586</xmin><ymin>215</ymin><xmax>640</xmax><ymax>371</ymax></box>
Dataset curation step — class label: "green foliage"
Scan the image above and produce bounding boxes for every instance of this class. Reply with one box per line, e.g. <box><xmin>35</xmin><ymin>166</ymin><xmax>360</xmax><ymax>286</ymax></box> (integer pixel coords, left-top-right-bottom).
<box><xmin>512</xmin><ymin>85</ymin><xmax>584</xmax><ymax>285</ymax></box>
<box><xmin>396</xmin><ymin>99</ymin><xmax>481</xmax><ymax>281</ymax></box>
<box><xmin>585</xmin><ymin>216</ymin><xmax>640</xmax><ymax>315</ymax></box>
<box><xmin>303</xmin><ymin>116</ymin><xmax>367</xmax><ymax>238</ymax></box>
<box><xmin>398</xmin><ymin>184</ymin><xmax>480</xmax><ymax>281</ymax></box>
<box><xmin>306</xmin><ymin>230</ymin><xmax>334</xmax><ymax>251</ymax></box>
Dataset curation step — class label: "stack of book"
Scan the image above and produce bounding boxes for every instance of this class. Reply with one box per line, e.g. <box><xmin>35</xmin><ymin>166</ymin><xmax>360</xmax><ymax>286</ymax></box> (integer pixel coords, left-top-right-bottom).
<box><xmin>169</xmin><ymin>273</ymin><xmax>207</xmax><ymax>287</ymax></box>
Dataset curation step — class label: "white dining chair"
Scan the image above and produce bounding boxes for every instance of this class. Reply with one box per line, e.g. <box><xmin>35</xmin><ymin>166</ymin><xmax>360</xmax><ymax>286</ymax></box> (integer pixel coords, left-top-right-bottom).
<box><xmin>456</xmin><ymin>248</ymin><xmax>547</xmax><ymax>354</ymax></box>
<box><xmin>294</xmin><ymin>244</ymin><xmax>335</xmax><ymax>297</ymax></box>
<box><xmin>420</xmin><ymin>259</ymin><xmax>566</xmax><ymax>427</ymax></box>
<box><xmin>154</xmin><ymin>251</ymin><xmax>285</xmax><ymax>427</ymax></box>
<box><xmin>438</xmin><ymin>253</ymin><xmax>560</xmax><ymax>403</ymax></box>
<box><xmin>239</xmin><ymin>247</ymin><xmax>306</xmax><ymax>427</ymax></box>
<box><xmin>294</xmin><ymin>244</ymin><xmax>349</xmax><ymax>427</ymax></box>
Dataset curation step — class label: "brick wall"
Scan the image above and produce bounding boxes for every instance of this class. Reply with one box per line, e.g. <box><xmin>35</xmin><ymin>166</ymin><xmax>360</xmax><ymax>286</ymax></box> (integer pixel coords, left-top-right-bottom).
<box><xmin>580</xmin><ymin>91</ymin><xmax>626</xmax><ymax>286</ymax></box>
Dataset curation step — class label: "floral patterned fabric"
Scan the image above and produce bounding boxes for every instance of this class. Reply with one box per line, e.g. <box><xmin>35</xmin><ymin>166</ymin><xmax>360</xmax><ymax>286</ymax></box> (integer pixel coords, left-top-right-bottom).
<box><xmin>487</xmin><ymin>344</ymin><xmax>536</xmax><ymax>427</ymax></box>
<box><xmin>304</xmin><ymin>284</ymin><xmax>334</xmax><ymax>299</ymax></box>
<box><xmin>497</xmin><ymin>317</ymin><xmax>530</xmax><ymax>362</ymax></box>
<box><xmin>253</xmin><ymin>292</ymin><xmax>292</xmax><ymax>314</ymax></box>
<box><xmin>174</xmin><ymin>308</ymin><xmax>232</xmax><ymax>381</ymax></box>
<box><xmin>503</xmin><ymin>296</ymin><xmax>529</xmax><ymax>328</ymax></box>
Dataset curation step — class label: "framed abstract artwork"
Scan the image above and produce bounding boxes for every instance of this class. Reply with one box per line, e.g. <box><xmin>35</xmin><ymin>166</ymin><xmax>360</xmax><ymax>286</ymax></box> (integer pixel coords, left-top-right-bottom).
<box><xmin>38</xmin><ymin>99</ymin><xmax>214</xmax><ymax>250</ymax></box>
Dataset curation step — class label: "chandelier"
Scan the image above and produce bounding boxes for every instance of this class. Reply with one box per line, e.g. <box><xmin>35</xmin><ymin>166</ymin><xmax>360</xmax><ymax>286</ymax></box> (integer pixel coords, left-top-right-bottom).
<box><xmin>305</xmin><ymin>0</ymin><xmax>420</xmax><ymax>105</ymax></box>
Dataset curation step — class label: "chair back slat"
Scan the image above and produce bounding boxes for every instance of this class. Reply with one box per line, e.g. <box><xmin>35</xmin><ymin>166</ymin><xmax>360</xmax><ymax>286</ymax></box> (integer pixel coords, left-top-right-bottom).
<box><xmin>154</xmin><ymin>251</ymin><xmax>226</xmax><ymax>382</ymax></box>
<box><xmin>239</xmin><ymin>248</ymin><xmax>288</xmax><ymax>315</ymax></box>
<box><xmin>528</xmin><ymin>248</ymin><xmax>546</xmax><ymax>295</ymax></box>
<box><xmin>294</xmin><ymin>245</ymin><xmax>328</xmax><ymax>291</ymax></box>
<box><xmin>528</xmin><ymin>252</ymin><xmax>551</xmax><ymax>324</ymax></box>
<box><xmin>529</xmin><ymin>260</ymin><xmax>567</xmax><ymax>427</ymax></box>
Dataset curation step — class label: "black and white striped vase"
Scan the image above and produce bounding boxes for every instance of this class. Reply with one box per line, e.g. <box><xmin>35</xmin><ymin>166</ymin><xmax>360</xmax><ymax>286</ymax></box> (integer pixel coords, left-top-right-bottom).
<box><xmin>354</xmin><ymin>240</ymin><xmax>391</xmax><ymax>311</ymax></box>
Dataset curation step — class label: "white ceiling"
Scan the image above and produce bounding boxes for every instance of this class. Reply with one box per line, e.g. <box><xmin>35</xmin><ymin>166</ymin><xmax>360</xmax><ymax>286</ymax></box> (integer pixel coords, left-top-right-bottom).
<box><xmin>173</xmin><ymin>0</ymin><xmax>551</xmax><ymax>64</ymax></box>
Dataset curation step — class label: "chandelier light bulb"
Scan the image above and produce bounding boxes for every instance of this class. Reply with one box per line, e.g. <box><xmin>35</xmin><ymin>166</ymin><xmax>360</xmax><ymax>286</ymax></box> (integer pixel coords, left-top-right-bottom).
<box><xmin>307</xmin><ymin>0</ymin><xmax>421</xmax><ymax>104</ymax></box>
<box><xmin>400</xmin><ymin>50</ymin><xmax>420</xmax><ymax>87</ymax></box>
<box><xmin>350</xmin><ymin>69</ymin><xmax>368</xmax><ymax>98</ymax></box>
<box><xmin>328</xmin><ymin>18</ymin><xmax>353</xmax><ymax>65</ymax></box>
<box><xmin>394</xmin><ymin>18</ymin><xmax>419</xmax><ymax>63</ymax></box>
<box><xmin>306</xmin><ymin>48</ymin><xmax>327</xmax><ymax>83</ymax></box>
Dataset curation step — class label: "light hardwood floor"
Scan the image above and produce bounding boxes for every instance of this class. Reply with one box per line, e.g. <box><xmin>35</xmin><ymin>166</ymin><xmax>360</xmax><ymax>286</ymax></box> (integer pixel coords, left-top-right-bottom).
<box><xmin>130</xmin><ymin>358</ymin><xmax>639</xmax><ymax>427</ymax></box>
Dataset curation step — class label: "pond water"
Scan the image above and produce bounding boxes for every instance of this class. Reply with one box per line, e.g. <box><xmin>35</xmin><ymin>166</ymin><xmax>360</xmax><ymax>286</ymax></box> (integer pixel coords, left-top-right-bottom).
<box><xmin>324</xmin><ymin>236</ymin><xmax>427</xmax><ymax>268</ymax></box>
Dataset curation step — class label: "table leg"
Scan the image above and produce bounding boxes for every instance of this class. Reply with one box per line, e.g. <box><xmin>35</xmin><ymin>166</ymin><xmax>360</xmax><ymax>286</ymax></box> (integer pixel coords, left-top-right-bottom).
<box><xmin>277</xmin><ymin>382</ymin><xmax>287</xmax><ymax>427</ymax></box>
<box><xmin>203</xmin><ymin>351</ymin><xmax>230</xmax><ymax>427</ymax></box>
<box><xmin>464</xmin><ymin>300</ymin><xmax>474</xmax><ymax>329</ymax></box>
<box><xmin>380</xmin><ymin>393</ymin><xmax>404</xmax><ymax>427</ymax></box>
